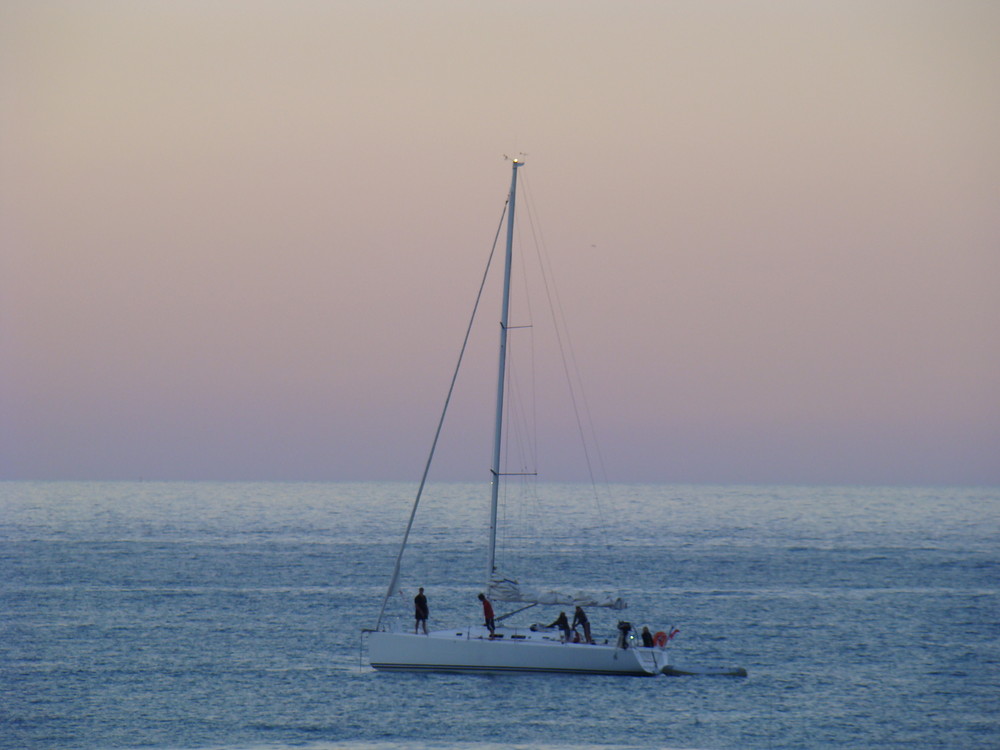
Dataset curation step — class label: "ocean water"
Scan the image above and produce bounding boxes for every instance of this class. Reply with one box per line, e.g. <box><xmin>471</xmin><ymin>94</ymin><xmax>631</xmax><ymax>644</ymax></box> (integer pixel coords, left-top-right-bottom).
<box><xmin>2</xmin><ymin>481</ymin><xmax>998</xmax><ymax>750</ymax></box>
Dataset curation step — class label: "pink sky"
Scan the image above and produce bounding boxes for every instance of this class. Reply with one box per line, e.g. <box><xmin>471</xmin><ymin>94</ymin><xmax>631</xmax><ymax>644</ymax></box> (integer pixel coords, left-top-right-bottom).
<box><xmin>2</xmin><ymin>1</ymin><xmax>998</xmax><ymax>484</ymax></box>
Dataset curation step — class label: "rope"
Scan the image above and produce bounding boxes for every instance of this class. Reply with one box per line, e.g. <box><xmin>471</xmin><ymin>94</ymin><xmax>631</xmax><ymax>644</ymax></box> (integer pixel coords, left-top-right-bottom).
<box><xmin>520</xmin><ymin>176</ymin><xmax>612</xmax><ymax>529</ymax></box>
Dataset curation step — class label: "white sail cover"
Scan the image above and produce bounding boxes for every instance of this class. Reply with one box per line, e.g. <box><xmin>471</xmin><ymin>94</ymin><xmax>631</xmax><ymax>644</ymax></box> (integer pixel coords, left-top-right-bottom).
<box><xmin>489</xmin><ymin>578</ymin><xmax>626</xmax><ymax>610</ymax></box>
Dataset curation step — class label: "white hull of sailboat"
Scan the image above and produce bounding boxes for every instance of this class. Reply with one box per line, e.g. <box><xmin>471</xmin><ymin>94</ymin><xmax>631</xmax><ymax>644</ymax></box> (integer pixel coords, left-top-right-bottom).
<box><xmin>368</xmin><ymin>627</ymin><xmax>670</xmax><ymax>676</ymax></box>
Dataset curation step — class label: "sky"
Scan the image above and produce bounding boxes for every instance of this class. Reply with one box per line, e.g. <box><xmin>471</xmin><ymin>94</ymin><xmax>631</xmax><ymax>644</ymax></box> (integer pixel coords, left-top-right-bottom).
<box><xmin>1</xmin><ymin>0</ymin><xmax>998</xmax><ymax>485</ymax></box>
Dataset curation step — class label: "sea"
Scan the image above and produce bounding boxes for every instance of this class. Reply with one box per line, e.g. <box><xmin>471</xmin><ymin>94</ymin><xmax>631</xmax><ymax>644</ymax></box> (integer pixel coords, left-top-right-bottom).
<box><xmin>2</xmin><ymin>481</ymin><xmax>998</xmax><ymax>750</ymax></box>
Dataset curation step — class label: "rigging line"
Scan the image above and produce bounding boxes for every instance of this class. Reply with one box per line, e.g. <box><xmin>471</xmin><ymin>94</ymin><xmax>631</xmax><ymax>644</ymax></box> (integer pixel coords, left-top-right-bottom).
<box><xmin>498</xmin><ymin>355</ymin><xmax>536</xmax><ymax>576</ymax></box>
<box><xmin>521</xmin><ymin>196</ymin><xmax>540</xmax><ymax>478</ymax></box>
<box><xmin>521</xmin><ymin>177</ymin><xmax>612</xmax><ymax>526</ymax></box>
<box><xmin>497</xmin><ymin>237</ymin><xmax>538</xmax><ymax>577</ymax></box>
<box><xmin>513</xmin><ymin>199</ymin><xmax>538</xmax><ymax>475</ymax></box>
<box><xmin>503</xmin><ymin>188</ymin><xmax>542</xmax><ymax>560</ymax></box>
<box><xmin>507</xmin><ymin>365</ymin><xmax>534</xmax><ymax>478</ymax></box>
<box><xmin>498</xmin><ymin>356</ymin><xmax>538</xmax><ymax>572</ymax></box>
<box><xmin>499</xmin><ymin>301</ymin><xmax>547</xmax><ymax>572</ymax></box>
<box><xmin>374</xmin><ymin>200</ymin><xmax>510</xmax><ymax>631</ymax></box>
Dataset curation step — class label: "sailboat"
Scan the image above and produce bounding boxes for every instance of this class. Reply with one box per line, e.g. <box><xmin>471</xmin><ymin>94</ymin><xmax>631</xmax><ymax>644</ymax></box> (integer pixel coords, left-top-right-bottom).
<box><xmin>366</xmin><ymin>159</ymin><xmax>737</xmax><ymax>677</ymax></box>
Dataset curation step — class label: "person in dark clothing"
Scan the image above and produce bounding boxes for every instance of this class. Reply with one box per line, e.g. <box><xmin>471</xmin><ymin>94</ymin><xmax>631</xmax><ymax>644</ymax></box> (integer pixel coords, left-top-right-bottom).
<box><xmin>617</xmin><ymin>620</ymin><xmax>632</xmax><ymax>649</ymax></box>
<box><xmin>641</xmin><ymin>625</ymin><xmax>654</xmax><ymax>647</ymax></box>
<box><xmin>414</xmin><ymin>587</ymin><xmax>429</xmax><ymax>634</ymax></box>
<box><xmin>573</xmin><ymin>605</ymin><xmax>593</xmax><ymax>644</ymax></box>
<box><xmin>478</xmin><ymin>593</ymin><xmax>495</xmax><ymax>636</ymax></box>
<box><xmin>547</xmin><ymin>611</ymin><xmax>572</xmax><ymax>641</ymax></box>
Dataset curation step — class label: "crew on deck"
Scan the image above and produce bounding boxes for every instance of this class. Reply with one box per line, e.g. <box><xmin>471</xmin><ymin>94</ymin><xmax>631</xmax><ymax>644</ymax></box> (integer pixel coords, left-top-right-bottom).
<box><xmin>573</xmin><ymin>606</ymin><xmax>594</xmax><ymax>644</ymax></box>
<box><xmin>547</xmin><ymin>611</ymin><xmax>572</xmax><ymax>641</ymax></box>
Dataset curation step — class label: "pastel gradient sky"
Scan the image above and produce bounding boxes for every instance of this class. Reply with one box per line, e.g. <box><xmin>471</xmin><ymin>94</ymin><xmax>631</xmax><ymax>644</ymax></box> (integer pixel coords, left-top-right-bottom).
<box><xmin>2</xmin><ymin>1</ymin><xmax>998</xmax><ymax>484</ymax></box>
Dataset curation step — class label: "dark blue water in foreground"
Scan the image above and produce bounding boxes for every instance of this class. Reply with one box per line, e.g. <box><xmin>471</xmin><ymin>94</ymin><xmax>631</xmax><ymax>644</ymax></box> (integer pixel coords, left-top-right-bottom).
<box><xmin>2</xmin><ymin>481</ymin><xmax>998</xmax><ymax>749</ymax></box>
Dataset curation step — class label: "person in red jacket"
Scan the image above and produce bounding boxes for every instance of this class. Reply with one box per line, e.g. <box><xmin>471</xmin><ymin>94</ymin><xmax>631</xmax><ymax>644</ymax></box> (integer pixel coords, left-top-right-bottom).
<box><xmin>477</xmin><ymin>592</ymin><xmax>496</xmax><ymax>637</ymax></box>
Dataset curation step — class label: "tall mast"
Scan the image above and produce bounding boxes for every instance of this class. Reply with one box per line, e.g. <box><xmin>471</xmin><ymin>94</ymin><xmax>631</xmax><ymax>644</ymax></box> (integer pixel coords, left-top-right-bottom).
<box><xmin>487</xmin><ymin>158</ymin><xmax>523</xmax><ymax>587</ymax></box>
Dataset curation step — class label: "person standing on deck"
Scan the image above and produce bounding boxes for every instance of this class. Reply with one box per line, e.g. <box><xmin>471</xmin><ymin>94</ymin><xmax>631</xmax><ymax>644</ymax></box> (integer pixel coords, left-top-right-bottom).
<box><xmin>547</xmin><ymin>611</ymin><xmax>572</xmax><ymax>641</ymax></box>
<box><xmin>414</xmin><ymin>587</ymin><xmax>429</xmax><ymax>634</ymax></box>
<box><xmin>573</xmin><ymin>605</ymin><xmax>594</xmax><ymax>644</ymax></box>
<box><xmin>641</xmin><ymin>625</ymin><xmax>654</xmax><ymax>647</ymax></box>
<box><xmin>478</xmin><ymin>593</ymin><xmax>495</xmax><ymax>637</ymax></box>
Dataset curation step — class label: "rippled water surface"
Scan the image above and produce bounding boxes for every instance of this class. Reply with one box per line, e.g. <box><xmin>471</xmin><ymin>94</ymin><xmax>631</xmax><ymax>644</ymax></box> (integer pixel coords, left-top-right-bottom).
<box><xmin>2</xmin><ymin>481</ymin><xmax>998</xmax><ymax>749</ymax></box>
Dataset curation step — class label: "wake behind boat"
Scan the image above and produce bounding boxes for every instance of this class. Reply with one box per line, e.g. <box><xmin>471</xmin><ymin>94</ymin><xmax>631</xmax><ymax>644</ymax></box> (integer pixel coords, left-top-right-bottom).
<box><xmin>365</xmin><ymin>159</ymin><xmax>744</xmax><ymax>678</ymax></box>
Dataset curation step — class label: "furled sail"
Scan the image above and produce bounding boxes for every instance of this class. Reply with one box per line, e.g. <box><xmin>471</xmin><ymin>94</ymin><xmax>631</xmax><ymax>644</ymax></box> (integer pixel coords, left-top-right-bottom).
<box><xmin>489</xmin><ymin>578</ymin><xmax>626</xmax><ymax>610</ymax></box>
